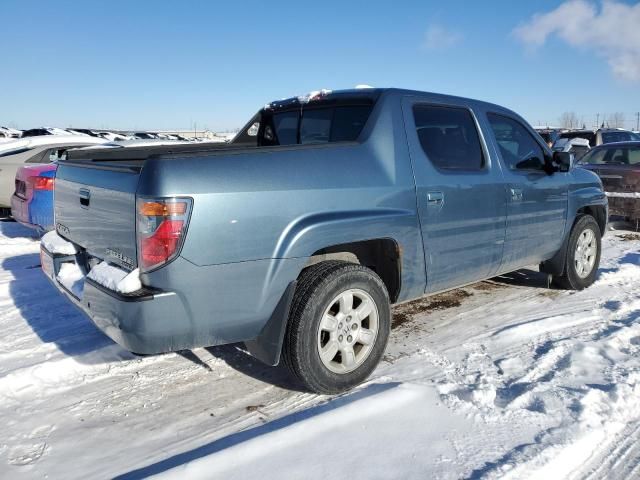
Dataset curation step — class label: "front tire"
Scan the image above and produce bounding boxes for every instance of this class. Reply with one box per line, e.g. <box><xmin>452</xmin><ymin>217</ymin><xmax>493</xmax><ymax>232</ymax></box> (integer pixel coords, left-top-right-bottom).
<box><xmin>283</xmin><ymin>261</ymin><xmax>391</xmax><ymax>394</ymax></box>
<box><xmin>553</xmin><ymin>215</ymin><xmax>601</xmax><ymax>290</ymax></box>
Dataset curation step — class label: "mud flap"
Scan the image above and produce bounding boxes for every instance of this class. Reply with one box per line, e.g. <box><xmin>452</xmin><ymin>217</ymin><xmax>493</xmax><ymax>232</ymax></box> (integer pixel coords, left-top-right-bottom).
<box><xmin>245</xmin><ymin>281</ymin><xmax>297</xmax><ymax>366</ymax></box>
<box><xmin>540</xmin><ymin>227</ymin><xmax>571</xmax><ymax>276</ymax></box>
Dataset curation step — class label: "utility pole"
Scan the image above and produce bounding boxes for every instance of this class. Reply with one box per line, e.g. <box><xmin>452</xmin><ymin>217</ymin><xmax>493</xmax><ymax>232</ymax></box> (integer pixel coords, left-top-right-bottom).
<box><xmin>636</xmin><ymin>112</ymin><xmax>639</xmax><ymax>131</ymax></box>
<box><xmin>596</xmin><ymin>113</ymin><xmax>600</xmax><ymax>129</ymax></box>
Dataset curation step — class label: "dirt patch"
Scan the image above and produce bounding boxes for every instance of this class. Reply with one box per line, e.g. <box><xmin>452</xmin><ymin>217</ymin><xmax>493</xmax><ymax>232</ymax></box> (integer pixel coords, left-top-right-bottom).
<box><xmin>392</xmin><ymin>289</ymin><xmax>472</xmax><ymax>329</ymax></box>
<box><xmin>245</xmin><ymin>404</ymin><xmax>265</xmax><ymax>412</ymax></box>
<box><xmin>539</xmin><ymin>290</ymin><xmax>560</xmax><ymax>298</ymax></box>
<box><xmin>617</xmin><ymin>233</ymin><xmax>640</xmax><ymax>242</ymax></box>
<box><xmin>471</xmin><ymin>281</ymin><xmax>505</xmax><ymax>292</ymax></box>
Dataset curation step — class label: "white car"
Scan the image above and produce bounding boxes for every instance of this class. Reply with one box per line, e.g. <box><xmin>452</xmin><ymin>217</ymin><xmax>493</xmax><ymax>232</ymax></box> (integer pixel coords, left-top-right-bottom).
<box><xmin>0</xmin><ymin>126</ymin><xmax>22</xmax><ymax>139</ymax></box>
<box><xmin>552</xmin><ymin>137</ymin><xmax>591</xmax><ymax>160</ymax></box>
<box><xmin>0</xmin><ymin>136</ymin><xmax>108</xmax><ymax>213</ymax></box>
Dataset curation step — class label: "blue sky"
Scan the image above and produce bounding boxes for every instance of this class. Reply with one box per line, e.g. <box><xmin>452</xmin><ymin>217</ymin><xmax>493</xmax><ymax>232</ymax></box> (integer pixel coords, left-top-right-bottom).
<box><xmin>2</xmin><ymin>0</ymin><xmax>639</xmax><ymax>131</ymax></box>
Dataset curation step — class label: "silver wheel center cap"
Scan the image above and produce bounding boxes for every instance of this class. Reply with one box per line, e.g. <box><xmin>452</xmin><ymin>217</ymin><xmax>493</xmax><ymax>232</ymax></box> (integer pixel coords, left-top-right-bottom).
<box><xmin>317</xmin><ymin>288</ymin><xmax>380</xmax><ymax>374</ymax></box>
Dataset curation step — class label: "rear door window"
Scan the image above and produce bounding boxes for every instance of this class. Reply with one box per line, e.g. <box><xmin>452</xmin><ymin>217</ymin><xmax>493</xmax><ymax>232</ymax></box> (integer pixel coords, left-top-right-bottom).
<box><xmin>412</xmin><ymin>105</ymin><xmax>485</xmax><ymax>170</ymax></box>
<box><xmin>601</xmin><ymin>147</ymin><xmax>640</xmax><ymax>165</ymax></box>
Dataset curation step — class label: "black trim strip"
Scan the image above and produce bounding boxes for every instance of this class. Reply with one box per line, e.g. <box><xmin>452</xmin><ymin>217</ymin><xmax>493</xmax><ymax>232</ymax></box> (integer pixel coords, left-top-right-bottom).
<box><xmin>85</xmin><ymin>277</ymin><xmax>158</xmax><ymax>302</ymax></box>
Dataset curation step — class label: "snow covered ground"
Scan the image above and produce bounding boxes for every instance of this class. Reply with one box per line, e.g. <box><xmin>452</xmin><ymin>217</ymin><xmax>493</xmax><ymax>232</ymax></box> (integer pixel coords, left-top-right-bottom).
<box><xmin>1</xmin><ymin>220</ymin><xmax>639</xmax><ymax>479</ymax></box>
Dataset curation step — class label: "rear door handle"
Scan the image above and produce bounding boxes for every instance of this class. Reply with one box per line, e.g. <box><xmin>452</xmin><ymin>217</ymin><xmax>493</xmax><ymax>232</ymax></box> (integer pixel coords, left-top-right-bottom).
<box><xmin>510</xmin><ymin>188</ymin><xmax>523</xmax><ymax>202</ymax></box>
<box><xmin>427</xmin><ymin>191</ymin><xmax>444</xmax><ymax>206</ymax></box>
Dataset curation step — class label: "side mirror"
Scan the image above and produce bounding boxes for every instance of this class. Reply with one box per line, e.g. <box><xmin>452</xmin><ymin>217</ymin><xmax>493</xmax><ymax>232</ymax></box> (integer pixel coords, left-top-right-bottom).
<box><xmin>553</xmin><ymin>151</ymin><xmax>574</xmax><ymax>172</ymax></box>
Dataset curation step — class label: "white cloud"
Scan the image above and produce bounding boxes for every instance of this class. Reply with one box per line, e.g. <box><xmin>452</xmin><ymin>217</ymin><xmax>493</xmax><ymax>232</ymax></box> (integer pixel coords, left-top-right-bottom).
<box><xmin>422</xmin><ymin>24</ymin><xmax>463</xmax><ymax>51</ymax></box>
<box><xmin>513</xmin><ymin>0</ymin><xmax>640</xmax><ymax>82</ymax></box>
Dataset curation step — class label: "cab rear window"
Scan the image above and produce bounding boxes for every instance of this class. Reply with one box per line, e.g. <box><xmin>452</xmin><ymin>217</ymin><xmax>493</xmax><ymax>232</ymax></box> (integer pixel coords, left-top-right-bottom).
<box><xmin>266</xmin><ymin>105</ymin><xmax>372</xmax><ymax>146</ymax></box>
<box><xmin>235</xmin><ymin>103</ymin><xmax>374</xmax><ymax>147</ymax></box>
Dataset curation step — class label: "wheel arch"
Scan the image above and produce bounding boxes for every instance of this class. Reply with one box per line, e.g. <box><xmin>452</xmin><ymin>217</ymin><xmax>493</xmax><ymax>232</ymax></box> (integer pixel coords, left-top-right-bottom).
<box><xmin>304</xmin><ymin>238</ymin><xmax>402</xmax><ymax>303</ymax></box>
<box><xmin>246</xmin><ymin>209</ymin><xmax>424</xmax><ymax>366</ymax></box>
<box><xmin>540</xmin><ymin>206</ymin><xmax>604</xmax><ymax>276</ymax></box>
<box><xmin>576</xmin><ymin>205</ymin><xmax>607</xmax><ymax>237</ymax></box>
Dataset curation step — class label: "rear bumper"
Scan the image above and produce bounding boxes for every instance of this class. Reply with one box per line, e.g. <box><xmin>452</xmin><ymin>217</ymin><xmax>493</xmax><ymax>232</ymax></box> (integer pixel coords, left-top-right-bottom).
<box><xmin>606</xmin><ymin>193</ymin><xmax>640</xmax><ymax>220</ymax></box>
<box><xmin>41</xmin><ymin>238</ymin><xmax>304</xmax><ymax>363</ymax></box>
<box><xmin>41</xmin><ymin>246</ymin><xmax>191</xmax><ymax>354</ymax></box>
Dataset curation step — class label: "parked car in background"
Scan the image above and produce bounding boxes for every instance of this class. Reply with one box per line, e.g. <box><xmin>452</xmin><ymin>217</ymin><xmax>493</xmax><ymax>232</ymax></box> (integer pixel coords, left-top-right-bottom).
<box><xmin>11</xmin><ymin>162</ymin><xmax>57</xmax><ymax>234</ymax></box>
<box><xmin>9</xmin><ymin>139</ymin><xmax>191</xmax><ymax>227</ymax></box>
<box><xmin>578</xmin><ymin>141</ymin><xmax>640</xmax><ymax>228</ymax></box>
<box><xmin>21</xmin><ymin>127</ymin><xmax>89</xmax><ymax>137</ymax></box>
<box><xmin>0</xmin><ymin>136</ymin><xmax>108</xmax><ymax>215</ymax></box>
<box><xmin>555</xmin><ymin>128</ymin><xmax>640</xmax><ymax>148</ymax></box>
<box><xmin>552</xmin><ymin>137</ymin><xmax>590</xmax><ymax>160</ymax></box>
<box><xmin>43</xmin><ymin>88</ymin><xmax>607</xmax><ymax>394</ymax></box>
<box><xmin>534</xmin><ymin>127</ymin><xmax>562</xmax><ymax>147</ymax></box>
<box><xmin>133</xmin><ymin>132</ymin><xmax>159</xmax><ymax>139</ymax></box>
<box><xmin>96</xmin><ymin>131</ymin><xmax>132</xmax><ymax>141</ymax></box>
<box><xmin>0</xmin><ymin>126</ymin><xmax>22</xmax><ymax>139</ymax></box>
<box><xmin>68</xmin><ymin>129</ymin><xmax>133</xmax><ymax>141</ymax></box>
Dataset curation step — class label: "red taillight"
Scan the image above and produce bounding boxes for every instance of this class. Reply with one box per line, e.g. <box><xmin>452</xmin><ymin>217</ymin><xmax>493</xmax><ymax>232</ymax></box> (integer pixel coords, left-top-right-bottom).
<box><xmin>137</xmin><ymin>198</ymin><xmax>191</xmax><ymax>271</ymax></box>
<box><xmin>34</xmin><ymin>176</ymin><xmax>54</xmax><ymax>191</ymax></box>
<box><xmin>140</xmin><ymin>220</ymin><xmax>184</xmax><ymax>269</ymax></box>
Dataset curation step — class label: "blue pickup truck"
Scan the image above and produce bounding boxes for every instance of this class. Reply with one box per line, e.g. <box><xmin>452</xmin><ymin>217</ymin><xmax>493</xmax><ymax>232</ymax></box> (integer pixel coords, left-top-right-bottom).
<box><xmin>42</xmin><ymin>88</ymin><xmax>607</xmax><ymax>393</ymax></box>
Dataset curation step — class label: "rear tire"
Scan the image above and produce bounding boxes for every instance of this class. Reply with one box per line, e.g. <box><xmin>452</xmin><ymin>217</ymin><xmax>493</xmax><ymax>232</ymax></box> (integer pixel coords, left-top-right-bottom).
<box><xmin>553</xmin><ymin>215</ymin><xmax>601</xmax><ymax>290</ymax></box>
<box><xmin>283</xmin><ymin>261</ymin><xmax>391</xmax><ymax>394</ymax></box>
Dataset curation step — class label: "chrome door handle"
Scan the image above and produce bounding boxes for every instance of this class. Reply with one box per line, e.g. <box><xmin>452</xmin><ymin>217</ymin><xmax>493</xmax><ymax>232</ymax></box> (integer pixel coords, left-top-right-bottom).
<box><xmin>427</xmin><ymin>191</ymin><xmax>444</xmax><ymax>206</ymax></box>
<box><xmin>510</xmin><ymin>188</ymin><xmax>523</xmax><ymax>202</ymax></box>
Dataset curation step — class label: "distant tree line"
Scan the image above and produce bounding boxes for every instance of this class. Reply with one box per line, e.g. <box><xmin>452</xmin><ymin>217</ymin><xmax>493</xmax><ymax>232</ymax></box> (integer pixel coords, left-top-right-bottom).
<box><xmin>558</xmin><ymin>111</ymin><xmax>628</xmax><ymax>129</ymax></box>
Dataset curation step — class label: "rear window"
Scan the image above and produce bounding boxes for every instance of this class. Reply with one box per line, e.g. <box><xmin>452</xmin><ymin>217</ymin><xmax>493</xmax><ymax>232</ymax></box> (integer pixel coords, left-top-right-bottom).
<box><xmin>559</xmin><ymin>131</ymin><xmax>596</xmax><ymax>146</ymax></box>
<box><xmin>272</xmin><ymin>111</ymin><xmax>298</xmax><ymax>145</ymax></box>
<box><xmin>271</xmin><ymin>105</ymin><xmax>372</xmax><ymax>146</ymax></box>
<box><xmin>601</xmin><ymin>131</ymin><xmax>635</xmax><ymax>144</ymax></box>
<box><xmin>235</xmin><ymin>103</ymin><xmax>374</xmax><ymax>147</ymax></box>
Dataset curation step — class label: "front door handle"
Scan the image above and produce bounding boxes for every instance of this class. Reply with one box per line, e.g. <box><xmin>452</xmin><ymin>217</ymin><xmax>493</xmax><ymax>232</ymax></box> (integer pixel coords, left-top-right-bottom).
<box><xmin>427</xmin><ymin>191</ymin><xmax>444</xmax><ymax>206</ymax></box>
<box><xmin>510</xmin><ymin>188</ymin><xmax>523</xmax><ymax>202</ymax></box>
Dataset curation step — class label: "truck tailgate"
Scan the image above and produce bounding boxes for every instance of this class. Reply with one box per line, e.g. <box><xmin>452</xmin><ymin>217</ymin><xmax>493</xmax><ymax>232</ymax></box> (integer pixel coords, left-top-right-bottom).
<box><xmin>54</xmin><ymin>163</ymin><xmax>140</xmax><ymax>270</ymax></box>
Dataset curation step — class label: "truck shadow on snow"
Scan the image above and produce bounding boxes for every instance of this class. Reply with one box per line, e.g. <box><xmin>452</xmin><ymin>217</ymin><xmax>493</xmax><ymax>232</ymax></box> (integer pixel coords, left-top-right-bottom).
<box><xmin>114</xmin><ymin>382</ymin><xmax>401</xmax><ymax>480</ymax></box>
<box><xmin>174</xmin><ymin>346</ymin><xmax>307</xmax><ymax>392</ymax></box>
<box><xmin>3</xmin><ymin>250</ymin><xmax>317</xmax><ymax>386</ymax></box>
<box><xmin>3</xmin><ymin>253</ymin><xmax>115</xmax><ymax>359</ymax></box>
<box><xmin>491</xmin><ymin>268</ymin><xmax>553</xmax><ymax>289</ymax></box>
